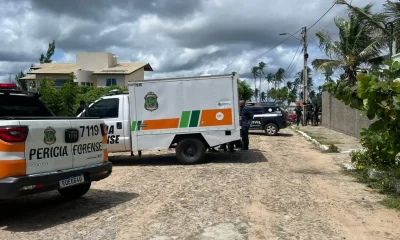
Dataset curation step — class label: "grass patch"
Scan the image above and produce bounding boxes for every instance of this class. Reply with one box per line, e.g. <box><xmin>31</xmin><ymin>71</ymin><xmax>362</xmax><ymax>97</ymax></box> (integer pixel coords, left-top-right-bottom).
<box><xmin>344</xmin><ymin>166</ymin><xmax>400</xmax><ymax>211</ymax></box>
<box><xmin>322</xmin><ymin>144</ymin><xmax>340</xmax><ymax>153</ymax></box>
<box><xmin>381</xmin><ymin>196</ymin><xmax>400</xmax><ymax>209</ymax></box>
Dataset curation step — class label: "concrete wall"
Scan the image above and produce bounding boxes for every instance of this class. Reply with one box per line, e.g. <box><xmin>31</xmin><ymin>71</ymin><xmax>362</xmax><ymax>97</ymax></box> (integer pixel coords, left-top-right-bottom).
<box><xmin>322</xmin><ymin>91</ymin><xmax>374</xmax><ymax>138</ymax></box>
<box><xmin>124</xmin><ymin>68</ymin><xmax>144</xmax><ymax>85</ymax></box>
<box><xmin>75</xmin><ymin>70</ymin><xmax>93</xmax><ymax>84</ymax></box>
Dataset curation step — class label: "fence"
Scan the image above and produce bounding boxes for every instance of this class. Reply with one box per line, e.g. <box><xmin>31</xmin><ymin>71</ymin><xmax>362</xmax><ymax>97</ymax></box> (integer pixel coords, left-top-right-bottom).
<box><xmin>321</xmin><ymin>91</ymin><xmax>374</xmax><ymax>139</ymax></box>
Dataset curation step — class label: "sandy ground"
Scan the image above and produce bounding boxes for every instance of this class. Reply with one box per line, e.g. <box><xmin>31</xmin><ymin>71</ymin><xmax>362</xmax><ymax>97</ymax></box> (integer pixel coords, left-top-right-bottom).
<box><xmin>1</xmin><ymin>129</ymin><xmax>400</xmax><ymax>240</ymax></box>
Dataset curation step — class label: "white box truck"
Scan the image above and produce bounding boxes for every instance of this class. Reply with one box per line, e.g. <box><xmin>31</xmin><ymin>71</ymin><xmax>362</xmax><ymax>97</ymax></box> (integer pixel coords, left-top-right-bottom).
<box><xmin>79</xmin><ymin>73</ymin><xmax>241</xmax><ymax>164</ymax></box>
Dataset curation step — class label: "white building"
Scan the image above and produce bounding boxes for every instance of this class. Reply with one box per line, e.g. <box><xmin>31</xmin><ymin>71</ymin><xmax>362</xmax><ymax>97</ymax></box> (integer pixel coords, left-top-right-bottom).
<box><xmin>19</xmin><ymin>52</ymin><xmax>153</xmax><ymax>88</ymax></box>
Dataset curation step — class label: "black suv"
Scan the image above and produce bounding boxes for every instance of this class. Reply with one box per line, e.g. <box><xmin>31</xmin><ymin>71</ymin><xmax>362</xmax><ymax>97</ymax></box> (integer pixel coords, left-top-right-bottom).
<box><xmin>247</xmin><ymin>105</ymin><xmax>288</xmax><ymax>136</ymax></box>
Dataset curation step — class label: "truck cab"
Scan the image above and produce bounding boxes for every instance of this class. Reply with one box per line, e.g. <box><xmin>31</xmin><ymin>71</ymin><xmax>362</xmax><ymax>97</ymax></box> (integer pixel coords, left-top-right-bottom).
<box><xmin>79</xmin><ymin>93</ymin><xmax>130</xmax><ymax>153</ymax></box>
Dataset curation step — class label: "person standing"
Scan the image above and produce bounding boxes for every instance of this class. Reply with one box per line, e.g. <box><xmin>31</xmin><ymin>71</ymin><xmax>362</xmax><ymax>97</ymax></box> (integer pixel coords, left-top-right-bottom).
<box><xmin>76</xmin><ymin>100</ymin><xmax>86</xmax><ymax>116</ymax></box>
<box><xmin>305</xmin><ymin>101</ymin><xmax>313</xmax><ymax>126</ymax></box>
<box><xmin>294</xmin><ymin>103</ymin><xmax>303</xmax><ymax>126</ymax></box>
<box><xmin>313</xmin><ymin>103</ymin><xmax>319</xmax><ymax>126</ymax></box>
<box><xmin>240</xmin><ymin>100</ymin><xmax>253</xmax><ymax>151</ymax></box>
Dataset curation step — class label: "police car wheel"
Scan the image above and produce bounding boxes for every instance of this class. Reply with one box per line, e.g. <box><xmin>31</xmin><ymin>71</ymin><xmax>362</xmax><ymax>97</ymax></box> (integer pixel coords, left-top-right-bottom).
<box><xmin>264</xmin><ymin>123</ymin><xmax>278</xmax><ymax>136</ymax></box>
<box><xmin>176</xmin><ymin>138</ymin><xmax>206</xmax><ymax>164</ymax></box>
<box><xmin>58</xmin><ymin>182</ymin><xmax>91</xmax><ymax>199</ymax></box>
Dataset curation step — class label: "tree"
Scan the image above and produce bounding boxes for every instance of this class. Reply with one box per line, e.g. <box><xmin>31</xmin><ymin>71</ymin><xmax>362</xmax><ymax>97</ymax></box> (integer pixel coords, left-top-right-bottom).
<box><xmin>61</xmin><ymin>73</ymin><xmax>79</xmax><ymax>116</ymax></box>
<box><xmin>312</xmin><ymin>4</ymin><xmax>385</xmax><ymax>85</ymax></box>
<box><xmin>253</xmin><ymin>88</ymin><xmax>259</xmax><ymax>102</ymax></box>
<box><xmin>265</xmin><ymin>73</ymin><xmax>274</xmax><ymax>101</ymax></box>
<box><xmin>40</xmin><ymin>40</ymin><xmax>56</xmax><ymax>64</ymax></box>
<box><xmin>15</xmin><ymin>40</ymin><xmax>56</xmax><ymax>89</ymax></box>
<box><xmin>322</xmin><ymin>66</ymin><xmax>334</xmax><ymax>83</ymax></box>
<box><xmin>251</xmin><ymin>66</ymin><xmax>259</xmax><ymax>101</ymax></box>
<box><xmin>238</xmin><ymin>80</ymin><xmax>253</xmax><ymax>101</ymax></box>
<box><xmin>294</xmin><ymin>67</ymin><xmax>313</xmax><ymax>99</ymax></box>
<box><xmin>15</xmin><ymin>71</ymin><xmax>28</xmax><ymax>91</ymax></box>
<box><xmin>38</xmin><ymin>78</ymin><xmax>64</xmax><ymax>116</ymax></box>
<box><xmin>257</xmin><ymin>62</ymin><xmax>266</xmax><ymax>96</ymax></box>
<box><xmin>275</xmin><ymin>68</ymin><xmax>285</xmax><ymax>89</ymax></box>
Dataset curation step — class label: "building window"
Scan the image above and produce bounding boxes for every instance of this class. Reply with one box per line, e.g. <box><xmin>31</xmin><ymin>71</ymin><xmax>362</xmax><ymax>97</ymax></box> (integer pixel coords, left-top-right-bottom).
<box><xmin>81</xmin><ymin>82</ymin><xmax>93</xmax><ymax>86</ymax></box>
<box><xmin>106</xmin><ymin>78</ymin><xmax>117</xmax><ymax>86</ymax></box>
<box><xmin>55</xmin><ymin>79</ymin><xmax>67</xmax><ymax>89</ymax></box>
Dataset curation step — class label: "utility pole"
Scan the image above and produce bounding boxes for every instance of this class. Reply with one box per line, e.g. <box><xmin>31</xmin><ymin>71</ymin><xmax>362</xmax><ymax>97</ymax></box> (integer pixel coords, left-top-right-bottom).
<box><xmin>8</xmin><ymin>73</ymin><xmax>12</xmax><ymax>83</ymax></box>
<box><xmin>302</xmin><ymin>26</ymin><xmax>309</xmax><ymax>125</ymax></box>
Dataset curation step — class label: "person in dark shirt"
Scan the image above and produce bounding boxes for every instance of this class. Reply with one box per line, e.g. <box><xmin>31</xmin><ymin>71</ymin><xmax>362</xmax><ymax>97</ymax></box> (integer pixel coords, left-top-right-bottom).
<box><xmin>240</xmin><ymin>100</ymin><xmax>254</xmax><ymax>150</ymax></box>
<box><xmin>305</xmin><ymin>101</ymin><xmax>313</xmax><ymax>126</ymax></box>
<box><xmin>294</xmin><ymin>103</ymin><xmax>303</xmax><ymax>126</ymax></box>
<box><xmin>76</xmin><ymin>101</ymin><xmax>86</xmax><ymax>116</ymax></box>
<box><xmin>313</xmin><ymin>103</ymin><xmax>319</xmax><ymax>126</ymax></box>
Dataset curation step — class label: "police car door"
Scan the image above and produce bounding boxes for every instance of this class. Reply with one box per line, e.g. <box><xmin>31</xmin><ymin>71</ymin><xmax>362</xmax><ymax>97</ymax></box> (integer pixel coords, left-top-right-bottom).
<box><xmin>85</xmin><ymin>97</ymin><xmax>125</xmax><ymax>152</ymax></box>
<box><xmin>22</xmin><ymin>120</ymin><xmax>74</xmax><ymax>174</ymax></box>
<box><xmin>249</xmin><ymin>107</ymin><xmax>262</xmax><ymax>129</ymax></box>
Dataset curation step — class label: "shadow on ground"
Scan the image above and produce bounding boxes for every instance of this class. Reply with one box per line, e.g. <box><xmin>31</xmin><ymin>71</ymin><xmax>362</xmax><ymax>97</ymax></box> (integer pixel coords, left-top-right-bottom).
<box><xmin>110</xmin><ymin>149</ymin><xmax>268</xmax><ymax>166</ymax></box>
<box><xmin>0</xmin><ymin>189</ymin><xmax>137</xmax><ymax>232</ymax></box>
<box><xmin>249</xmin><ymin>132</ymin><xmax>294</xmax><ymax>137</ymax></box>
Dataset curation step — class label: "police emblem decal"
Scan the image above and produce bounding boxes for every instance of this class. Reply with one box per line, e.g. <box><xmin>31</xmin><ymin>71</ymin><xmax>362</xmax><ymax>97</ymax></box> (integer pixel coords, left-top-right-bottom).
<box><xmin>44</xmin><ymin>126</ymin><xmax>56</xmax><ymax>145</ymax></box>
<box><xmin>144</xmin><ymin>91</ymin><xmax>158</xmax><ymax>112</ymax></box>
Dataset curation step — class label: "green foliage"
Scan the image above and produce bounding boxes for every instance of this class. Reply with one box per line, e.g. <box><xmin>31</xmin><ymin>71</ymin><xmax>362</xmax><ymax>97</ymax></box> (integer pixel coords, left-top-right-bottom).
<box><xmin>238</xmin><ymin>80</ymin><xmax>253</xmax><ymax>101</ymax></box>
<box><xmin>38</xmin><ymin>74</ymin><xmax>126</xmax><ymax>116</ymax></box>
<box><xmin>326</xmin><ymin>61</ymin><xmax>400</xmax><ymax>169</ymax></box>
<box><xmin>40</xmin><ymin>40</ymin><xmax>55</xmax><ymax>64</ymax></box>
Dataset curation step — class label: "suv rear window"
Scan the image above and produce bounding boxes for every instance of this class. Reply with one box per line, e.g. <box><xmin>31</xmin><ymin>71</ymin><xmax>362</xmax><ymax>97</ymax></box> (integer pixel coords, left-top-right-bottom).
<box><xmin>0</xmin><ymin>94</ymin><xmax>54</xmax><ymax>117</ymax></box>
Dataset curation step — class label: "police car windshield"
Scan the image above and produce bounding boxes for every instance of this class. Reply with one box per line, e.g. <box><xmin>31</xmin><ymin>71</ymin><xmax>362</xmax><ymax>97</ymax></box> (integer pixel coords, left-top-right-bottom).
<box><xmin>0</xmin><ymin>94</ymin><xmax>54</xmax><ymax>117</ymax></box>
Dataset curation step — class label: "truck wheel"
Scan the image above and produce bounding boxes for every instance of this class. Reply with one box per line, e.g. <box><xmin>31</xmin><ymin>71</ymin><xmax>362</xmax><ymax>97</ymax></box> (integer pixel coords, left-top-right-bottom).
<box><xmin>175</xmin><ymin>138</ymin><xmax>206</xmax><ymax>164</ymax></box>
<box><xmin>264</xmin><ymin>123</ymin><xmax>278</xmax><ymax>136</ymax></box>
<box><xmin>58</xmin><ymin>182</ymin><xmax>91</xmax><ymax>199</ymax></box>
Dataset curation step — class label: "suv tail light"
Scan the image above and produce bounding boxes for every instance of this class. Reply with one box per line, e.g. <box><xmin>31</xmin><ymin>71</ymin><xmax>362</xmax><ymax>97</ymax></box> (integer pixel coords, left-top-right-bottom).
<box><xmin>0</xmin><ymin>83</ymin><xmax>18</xmax><ymax>89</ymax></box>
<box><xmin>0</xmin><ymin>126</ymin><xmax>29</xmax><ymax>142</ymax></box>
<box><xmin>100</xmin><ymin>123</ymin><xmax>107</xmax><ymax>137</ymax></box>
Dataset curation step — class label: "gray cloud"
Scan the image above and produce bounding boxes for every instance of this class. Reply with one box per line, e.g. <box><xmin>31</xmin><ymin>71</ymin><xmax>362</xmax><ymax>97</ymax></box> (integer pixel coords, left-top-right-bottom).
<box><xmin>0</xmin><ymin>0</ymin><xmax>388</xmax><ymax>85</ymax></box>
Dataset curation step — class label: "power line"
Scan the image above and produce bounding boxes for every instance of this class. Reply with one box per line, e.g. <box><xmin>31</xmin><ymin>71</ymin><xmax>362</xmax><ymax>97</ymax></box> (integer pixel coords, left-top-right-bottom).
<box><xmin>287</xmin><ymin>48</ymin><xmax>303</xmax><ymax>74</ymax></box>
<box><xmin>225</xmin><ymin>28</ymin><xmax>303</xmax><ymax>73</ymax></box>
<box><xmin>285</xmin><ymin>41</ymin><xmax>303</xmax><ymax>74</ymax></box>
<box><xmin>308</xmin><ymin>3</ymin><xmax>337</xmax><ymax>31</ymax></box>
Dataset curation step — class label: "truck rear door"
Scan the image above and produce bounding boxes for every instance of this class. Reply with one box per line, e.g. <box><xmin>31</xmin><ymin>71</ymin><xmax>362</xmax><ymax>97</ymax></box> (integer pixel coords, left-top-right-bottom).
<box><xmin>70</xmin><ymin>119</ymin><xmax>107</xmax><ymax>167</ymax></box>
<box><xmin>23</xmin><ymin>120</ymin><xmax>74</xmax><ymax>174</ymax></box>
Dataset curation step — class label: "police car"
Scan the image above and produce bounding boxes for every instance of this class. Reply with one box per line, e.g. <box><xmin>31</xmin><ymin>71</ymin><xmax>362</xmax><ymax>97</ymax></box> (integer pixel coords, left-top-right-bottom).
<box><xmin>246</xmin><ymin>102</ymin><xmax>288</xmax><ymax>136</ymax></box>
<box><xmin>0</xmin><ymin>83</ymin><xmax>112</xmax><ymax>199</ymax></box>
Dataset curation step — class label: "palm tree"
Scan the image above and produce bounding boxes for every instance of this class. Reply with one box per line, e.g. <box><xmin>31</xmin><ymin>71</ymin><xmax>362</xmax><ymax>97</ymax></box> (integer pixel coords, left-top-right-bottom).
<box><xmin>275</xmin><ymin>68</ymin><xmax>285</xmax><ymax>89</ymax></box>
<box><xmin>312</xmin><ymin>4</ymin><xmax>385</xmax><ymax>85</ymax></box>
<box><xmin>251</xmin><ymin>66</ymin><xmax>259</xmax><ymax>102</ymax></box>
<box><xmin>253</xmin><ymin>88</ymin><xmax>259</xmax><ymax>102</ymax></box>
<box><xmin>258</xmin><ymin>62</ymin><xmax>266</xmax><ymax>96</ymax></box>
<box><xmin>322</xmin><ymin>66</ymin><xmax>334</xmax><ymax>83</ymax></box>
<box><xmin>294</xmin><ymin>67</ymin><xmax>313</xmax><ymax>99</ymax></box>
<box><xmin>266</xmin><ymin>73</ymin><xmax>274</xmax><ymax>101</ymax></box>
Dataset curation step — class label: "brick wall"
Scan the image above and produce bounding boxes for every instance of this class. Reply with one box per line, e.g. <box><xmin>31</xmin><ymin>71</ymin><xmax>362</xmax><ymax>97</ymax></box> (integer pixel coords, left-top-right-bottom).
<box><xmin>322</xmin><ymin>91</ymin><xmax>374</xmax><ymax>138</ymax></box>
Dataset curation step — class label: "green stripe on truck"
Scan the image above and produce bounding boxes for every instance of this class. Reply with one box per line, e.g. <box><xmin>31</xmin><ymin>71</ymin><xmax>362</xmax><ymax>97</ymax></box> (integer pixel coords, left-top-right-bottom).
<box><xmin>189</xmin><ymin>110</ymin><xmax>200</xmax><ymax>127</ymax></box>
<box><xmin>131</xmin><ymin>121</ymin><xmax>137</xmax><ymax>131</ymax></box>
<box><xmin>179</xmin><ymin>111</ymin><xmax>191</xmax><ymax>128</ymax></box>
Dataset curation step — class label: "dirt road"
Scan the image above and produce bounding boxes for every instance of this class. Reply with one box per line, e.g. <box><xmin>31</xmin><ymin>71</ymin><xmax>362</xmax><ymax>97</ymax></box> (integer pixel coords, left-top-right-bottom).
<box><xmin>1</xmin><ymin>129</ymin><xmax>400</xmax><ymax>240</ymax></box>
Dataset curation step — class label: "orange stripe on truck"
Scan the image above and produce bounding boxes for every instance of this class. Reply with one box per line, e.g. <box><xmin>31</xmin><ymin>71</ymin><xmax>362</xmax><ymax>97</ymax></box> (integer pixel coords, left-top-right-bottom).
<box><xmin>103</xmin><ymin>149</ymin><xmax>108</xmax><ymax>162</ymax></box>
<box><xmin>0</xmin><ymin>159</ymin><xmax>26</xmax><ymax>179</ymax></box>
<box><xmin>0</xmin><ymin>140</ymin><xmax>24</xmax><ymax>152</ymax></box>
<box><xmin>199</xmin><ymin>108</ymin><xmax>233</xmax><ymax>127</ymax></box>
<box><xmin>141</xmin><ymin>118</ymin><xmax>180</xmax><ymax>130</ymax></box>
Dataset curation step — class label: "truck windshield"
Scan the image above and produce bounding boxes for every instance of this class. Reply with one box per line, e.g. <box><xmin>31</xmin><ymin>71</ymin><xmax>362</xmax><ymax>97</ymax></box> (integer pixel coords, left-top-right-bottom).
<box><xmin>0</xmin><ymin>94</ymin><xmax>54</xmax><ymax>117</ymax></box>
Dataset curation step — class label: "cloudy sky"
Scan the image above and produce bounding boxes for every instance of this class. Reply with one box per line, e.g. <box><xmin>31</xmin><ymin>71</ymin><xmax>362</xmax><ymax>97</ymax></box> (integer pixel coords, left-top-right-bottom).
<box><xmin>0</xmin><ymin>0</ymin><xmax>386</xmax><ymax>91</ymax></box>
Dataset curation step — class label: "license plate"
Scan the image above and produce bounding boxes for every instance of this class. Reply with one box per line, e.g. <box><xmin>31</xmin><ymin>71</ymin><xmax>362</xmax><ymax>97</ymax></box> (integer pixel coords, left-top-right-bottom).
<box><xmin>59</xmin><ymin>174</ymin><xmax>84</xmax><ymax>188</ymax></box>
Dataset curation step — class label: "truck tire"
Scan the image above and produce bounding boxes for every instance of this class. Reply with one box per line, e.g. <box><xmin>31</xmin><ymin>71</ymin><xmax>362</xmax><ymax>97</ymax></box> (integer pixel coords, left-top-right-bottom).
<box><xmin>58</xmin><ymin>182</ymin><xmax>91</xmax><ymax>199</ymax></box>
<box><xmin>175</xmin><ymin>138</ymin><xmax>206</xmax><ymax>164</ymax></box>
<box><xmin>264</xmin><ymin>123</ymin><xmax>278</xmax><ymax>136</ymax></box>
